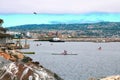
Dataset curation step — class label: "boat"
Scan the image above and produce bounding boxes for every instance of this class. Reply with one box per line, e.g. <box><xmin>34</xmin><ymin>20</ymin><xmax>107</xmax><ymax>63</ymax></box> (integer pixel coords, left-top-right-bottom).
<box><xmin>98</xmin><ymin>47</ymin><xmax>102</xmax><ymax>50</ymax></box>
<box><xmin>49</xmin><ymin>38</ymin><xmax>65</xmax><ymax>42</ymax></box>
<box><xmin>52</xmin><ymin>50</ymin><xmax>77</xmax><ymax>55</ymax></box>
<box><xmin>52</xmin><ymin>53</ymin><xmax>78</xmax><ymax>55</ymax></box>
<box><xmin>22</xmin><ymin>52</ymin><xmax>35</xmax><ymax>54</ymax></box>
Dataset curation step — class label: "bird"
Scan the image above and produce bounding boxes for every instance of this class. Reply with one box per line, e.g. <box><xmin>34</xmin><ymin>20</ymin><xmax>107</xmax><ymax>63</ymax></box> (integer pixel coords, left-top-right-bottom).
<box><xmin>33</xmin><ymin>12</ymin><xmax>37</xmax><ymax>14</ymax></box>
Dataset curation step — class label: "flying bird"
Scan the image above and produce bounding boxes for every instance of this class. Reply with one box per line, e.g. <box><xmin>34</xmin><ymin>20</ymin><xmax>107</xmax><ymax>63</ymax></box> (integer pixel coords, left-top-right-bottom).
<box><xmin>33</xmin><ymin>12</ymin><xmax>37</xmax><ymax>14</ymax></box>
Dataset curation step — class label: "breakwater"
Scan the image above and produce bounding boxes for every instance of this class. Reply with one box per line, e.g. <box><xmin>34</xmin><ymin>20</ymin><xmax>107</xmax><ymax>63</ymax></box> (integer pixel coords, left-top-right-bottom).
<box><xmin>63</xmin><ymin>38</ymin><xmax>120</xmax><ymax>42</ymax></box>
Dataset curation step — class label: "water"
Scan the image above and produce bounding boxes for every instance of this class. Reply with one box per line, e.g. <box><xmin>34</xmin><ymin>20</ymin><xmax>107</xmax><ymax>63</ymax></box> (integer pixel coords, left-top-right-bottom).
<box><xmin>20</xmin><ymin>40</ymin><xmax>120</xmax><ymax>80</ymax></box>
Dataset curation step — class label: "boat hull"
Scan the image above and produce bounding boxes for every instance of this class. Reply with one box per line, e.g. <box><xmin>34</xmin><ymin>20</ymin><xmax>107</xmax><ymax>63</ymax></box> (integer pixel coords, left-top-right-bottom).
<box><xmin>49</xmin><ymin>40</ymin><xmax>65</xmax><ymax>42</ymax></box>
<box><xmin>52</xmin><ymin>53</ymin><xmax>77</xmax><ymax>55</ymax></box>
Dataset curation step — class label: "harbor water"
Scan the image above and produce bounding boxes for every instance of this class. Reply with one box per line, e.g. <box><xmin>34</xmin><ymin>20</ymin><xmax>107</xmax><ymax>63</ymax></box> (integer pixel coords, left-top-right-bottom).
<box><xmin>20</xmin><ymin>40</ymin><xmax>120</xmax><ymax>80</ymax></box>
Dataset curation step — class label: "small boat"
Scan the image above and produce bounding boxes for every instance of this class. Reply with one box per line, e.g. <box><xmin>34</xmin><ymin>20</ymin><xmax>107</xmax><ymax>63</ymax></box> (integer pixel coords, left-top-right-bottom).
<box><xmin>52</xmin><ymin>50</ymin><xmax>77</xmax><ymax>55</ymax></box>
<box><xmin>52</xmin><ymin>53</ymin><xmax>78</xmax><ymax>55</ymax></box>
<box><xmin>98</xmin><ymin>47</ymin><xmax>102</xmax><ymax>50</ymax></box>
<box><xmin>23</xmin><ymin>52</ymin><xmax>35</xmax><ymax>54</ymax></box>
<box><xmin>49</xmin><ymin>38</ymin><xmax>65</xmax><ymax>42</ymax></box>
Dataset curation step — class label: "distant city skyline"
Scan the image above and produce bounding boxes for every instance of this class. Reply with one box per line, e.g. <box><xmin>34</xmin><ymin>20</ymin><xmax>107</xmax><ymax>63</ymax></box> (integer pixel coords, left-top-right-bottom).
<box><xmin>0</xmin><ymin>0</ymin><xmax>120</xmax><ymax>13</ymax></box>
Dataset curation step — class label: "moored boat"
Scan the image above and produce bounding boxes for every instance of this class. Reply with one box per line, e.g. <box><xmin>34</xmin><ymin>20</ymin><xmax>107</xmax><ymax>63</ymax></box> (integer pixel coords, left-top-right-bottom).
<box><xmin>49</xmin><ymin>38</ymin><xmax>65</xmax><ymax>42</ymax></box>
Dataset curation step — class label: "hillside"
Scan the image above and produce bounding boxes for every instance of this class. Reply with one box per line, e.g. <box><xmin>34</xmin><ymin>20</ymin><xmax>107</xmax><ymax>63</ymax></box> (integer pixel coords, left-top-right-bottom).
<box><xmin>8</xmin><ymin>22</ymin><xmax>120</xmax><ymax>31</ymax></box>
<box><xmin>7</xmin><ymin>22</ymin><xmax>120</xmax><ymax>38</ymax></box>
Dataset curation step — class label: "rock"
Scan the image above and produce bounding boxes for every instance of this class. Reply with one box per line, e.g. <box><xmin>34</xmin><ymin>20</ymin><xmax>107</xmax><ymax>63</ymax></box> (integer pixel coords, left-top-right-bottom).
<box><xmin>0</xmin><ymin>56</ymin><xmax>12</xmax><ymax>68</ymax></box>
<box><xmin>0</xmin><ymin>49</ymin><xmax>63</xmax><ymax>80</ymax></box>
<box><xmin>0</xmin><ymin>52</ymin><xmax>10</xmax><ymax>60</ymax></box>
<box><xmin>0</xmin><ymin>61</ymin><xmax>63</xmax><ymax>80</ymax></box>
<box><xmin>16</xmin><ymin>53</ymin><xmax>24</xmax><ymax>59</ymax></box>
<box><xmin>100</xmin><ymin>75</ymin><xmax>120</xmax><ymax>80</ymax></box>
<box><xmin>88</xmin><ymin>77</ymin><xmax>97</xmax><ymax>80</ymax></box>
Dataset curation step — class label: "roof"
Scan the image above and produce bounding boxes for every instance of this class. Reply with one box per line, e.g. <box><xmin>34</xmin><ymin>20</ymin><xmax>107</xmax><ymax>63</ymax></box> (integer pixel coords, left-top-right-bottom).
<box><xmin>0</xmin><ymin>27</ymin><xmax>7</xmax><ymax>31</ymax></box>
<box><xmin>0</xmin><ymin>33</ymin><xmax>13</xmax><ymax>38</ymax></box>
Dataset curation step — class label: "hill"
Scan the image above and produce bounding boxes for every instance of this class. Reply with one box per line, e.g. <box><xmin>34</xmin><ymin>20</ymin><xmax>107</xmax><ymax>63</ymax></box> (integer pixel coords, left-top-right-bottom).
<box><xmin>8</xmin><ymin>22</ymin><xmax>120</xmax><ymax>31</ymax></box>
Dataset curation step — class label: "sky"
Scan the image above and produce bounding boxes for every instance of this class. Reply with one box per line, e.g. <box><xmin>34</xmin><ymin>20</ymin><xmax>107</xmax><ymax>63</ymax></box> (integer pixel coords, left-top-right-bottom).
<box><xmin>1</xmin><ymin>13</ymin><xmax>120</xmax><ymax>27</ymax></box>
<box><xmin>0</xmin><ymin>0</ymin><xmax>120</xmax><ymax>14</ymax></box>
<box><xmin>0</xmin><ymin>0</ymin><xmax>120</xmax><ymax>27</ymax></box>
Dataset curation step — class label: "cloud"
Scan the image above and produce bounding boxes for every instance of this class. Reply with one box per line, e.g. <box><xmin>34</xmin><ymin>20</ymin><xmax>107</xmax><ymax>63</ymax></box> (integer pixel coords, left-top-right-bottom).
<box><xmin>0</xmin><ymin>0</ymin><xmax>120</xmax><ymax>13</ymax></box>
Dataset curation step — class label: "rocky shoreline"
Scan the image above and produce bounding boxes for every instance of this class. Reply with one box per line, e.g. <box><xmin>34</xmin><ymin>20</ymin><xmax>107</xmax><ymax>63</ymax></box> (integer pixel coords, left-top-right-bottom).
<box><xmin>89</xmin><ymin>75</ymin><xmax>120</xmax><ymax>80</ymax></box>
<box><xmin>0</xmin><ymin>47</ymin><xmax>63</xmax><ymax>80</ymax></box>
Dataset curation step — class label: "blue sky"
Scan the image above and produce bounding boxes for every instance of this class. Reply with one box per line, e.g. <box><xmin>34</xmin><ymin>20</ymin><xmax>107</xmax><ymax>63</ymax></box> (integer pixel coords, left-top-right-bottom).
<box><xmin>1</xmin><ymin>13</ymin><xmax>120</xmax><ymax>27</ymax></box>
<box><xmin>0</xmin><ymin>0</ymin><xmax>120</xmax><ymax>27</ymax></box>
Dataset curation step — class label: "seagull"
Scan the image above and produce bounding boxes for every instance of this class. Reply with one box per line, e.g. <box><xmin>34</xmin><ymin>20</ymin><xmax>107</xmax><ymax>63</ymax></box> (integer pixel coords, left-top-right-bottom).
<box><xmin>33</xmin><ymin>12</ymin><xmax>37</xmax><ymax>14</ymax></box>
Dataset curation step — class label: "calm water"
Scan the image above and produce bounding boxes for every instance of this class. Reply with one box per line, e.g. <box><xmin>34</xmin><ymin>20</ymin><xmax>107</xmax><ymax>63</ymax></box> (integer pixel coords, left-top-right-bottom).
<box><xmin>20</xmin><ymin>40</ymin><xmax>120</xmax><ymax>80</ymax></box>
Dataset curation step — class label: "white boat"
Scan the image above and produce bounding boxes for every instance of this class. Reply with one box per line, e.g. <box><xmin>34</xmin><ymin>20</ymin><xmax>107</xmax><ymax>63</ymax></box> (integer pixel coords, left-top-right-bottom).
<box><xmin>52</xmin><ymin>53</ymin><xmax>78</xmax><ymax>55</ymax></box>
<box><xmin>52</xmin><ymin>50</ymin><xmax>78</xmax><ymax>55</ymax></box>
<box><xmin>49</xmin><ymin>38</ymin><xmax>65</xmax><ymax>42</ymax></box>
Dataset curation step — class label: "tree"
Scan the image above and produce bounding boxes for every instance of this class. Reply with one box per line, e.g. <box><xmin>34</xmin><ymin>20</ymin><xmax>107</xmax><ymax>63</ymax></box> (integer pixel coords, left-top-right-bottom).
<box><xmin>0</xmin><ymin>19</ymin><xmax>4</xmax><ymax>26</ymax></box>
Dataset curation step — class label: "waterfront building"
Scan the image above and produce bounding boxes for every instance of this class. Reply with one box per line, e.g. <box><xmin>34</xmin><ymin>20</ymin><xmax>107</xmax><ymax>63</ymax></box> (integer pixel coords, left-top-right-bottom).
<box><xmin>0</xmin><ymin>19</ymin><xmax>13</xmax><ymax>45</ymax></box>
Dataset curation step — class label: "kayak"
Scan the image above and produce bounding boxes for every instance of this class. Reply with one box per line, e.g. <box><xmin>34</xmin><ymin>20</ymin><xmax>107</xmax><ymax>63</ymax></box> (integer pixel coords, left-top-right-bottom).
<box><xmin>52</xmin><ymin>53</ymin><xmax>78</xmax><ymax>55</ymax></box>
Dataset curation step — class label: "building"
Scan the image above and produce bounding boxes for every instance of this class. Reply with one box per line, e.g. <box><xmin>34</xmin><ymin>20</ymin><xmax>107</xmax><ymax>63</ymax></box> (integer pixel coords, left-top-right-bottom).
<box><xmin>0</xmin><ymin>19</ymin><xmax>13</xmax><ymax>45</ymax></box>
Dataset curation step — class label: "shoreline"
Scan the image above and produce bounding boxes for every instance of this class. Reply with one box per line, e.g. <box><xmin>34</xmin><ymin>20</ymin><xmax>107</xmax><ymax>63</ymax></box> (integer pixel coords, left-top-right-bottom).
<box><xmin>0</xmin><ymin>47</ymin><xmax>63</xmax><ymax>80</ymax></box>
<box><xmin>32</xmin><ymin>38</ymin><xmax>120</xmax><ymax>42</ymax></box>
<box><xmin>64</xmin><ymin>38</ymin><xmax>120</xmax><ymax>42</ymax></box>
